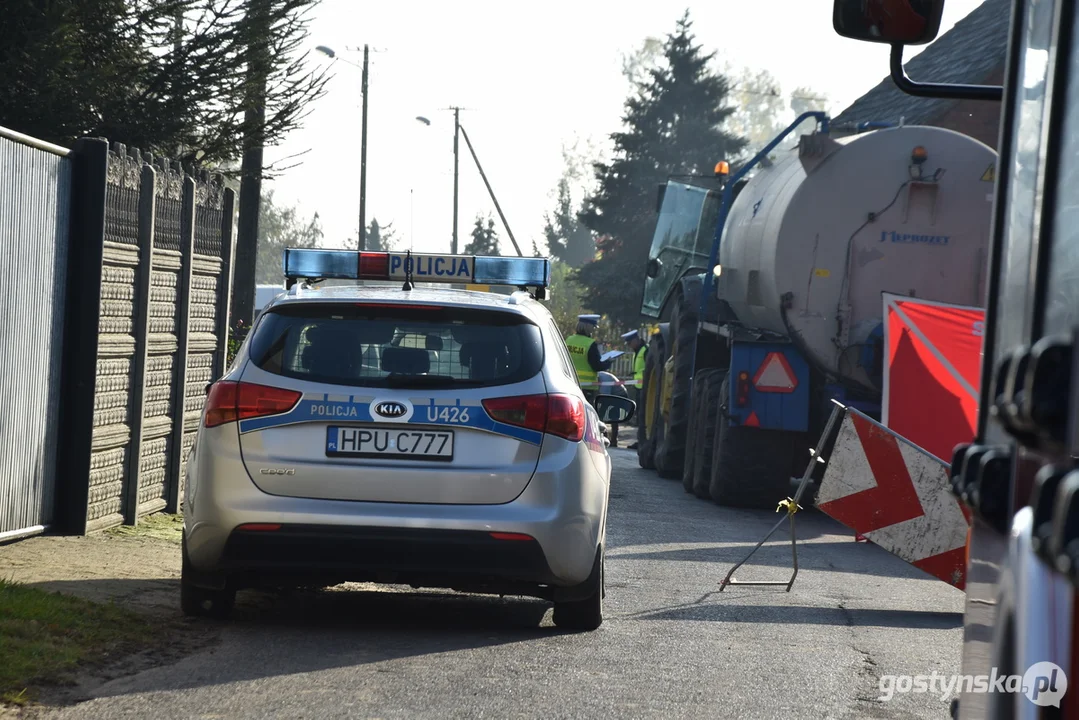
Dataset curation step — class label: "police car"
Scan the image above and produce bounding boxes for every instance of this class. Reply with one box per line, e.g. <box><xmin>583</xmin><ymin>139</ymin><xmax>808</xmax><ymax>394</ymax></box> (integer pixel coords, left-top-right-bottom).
<box><xmin>182</xmin><ymin>248</ymin><xmax>636</xmax><ymax>631</ymax></box>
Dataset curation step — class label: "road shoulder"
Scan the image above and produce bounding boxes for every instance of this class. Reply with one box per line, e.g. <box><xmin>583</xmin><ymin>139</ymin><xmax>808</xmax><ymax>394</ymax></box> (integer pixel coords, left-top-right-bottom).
<box><xmin>0</xmin><ymin>516</ymin><xmax>216</xmax><ymax>716</ymax></box>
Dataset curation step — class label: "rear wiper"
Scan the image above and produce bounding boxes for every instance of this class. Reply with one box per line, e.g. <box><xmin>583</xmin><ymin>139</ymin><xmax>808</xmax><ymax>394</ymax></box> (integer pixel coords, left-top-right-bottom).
<box><xmin>384</xmin><ymin>374</ymin><xmax>484</xmax><ymax>388</ymax></box>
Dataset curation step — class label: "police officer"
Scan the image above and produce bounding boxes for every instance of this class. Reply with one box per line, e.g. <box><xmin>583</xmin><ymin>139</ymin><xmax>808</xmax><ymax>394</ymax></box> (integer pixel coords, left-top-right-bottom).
<box><xmin>621</xmin><ymin>329</ymin><xmax>647</xmax><ymax>447</ymax></box>
<box><xmin>565</xmin><ymin>314</ymin><xmax>611</xmax><ymax>403</ymax></box>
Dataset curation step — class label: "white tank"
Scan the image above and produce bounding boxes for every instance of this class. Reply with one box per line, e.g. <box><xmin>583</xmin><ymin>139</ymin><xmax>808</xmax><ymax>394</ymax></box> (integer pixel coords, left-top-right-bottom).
<box><xmin>716</xmin><ymin>125</ymin><xmax>995</xmax><ymax>390</ymax></box>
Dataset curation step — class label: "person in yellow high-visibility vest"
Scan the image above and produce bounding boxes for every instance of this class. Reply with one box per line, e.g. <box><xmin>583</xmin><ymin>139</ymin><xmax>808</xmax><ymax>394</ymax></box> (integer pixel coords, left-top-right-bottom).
<box><xmin>621</xmin><ymin>329</ymin><xmax>647</xmax><ymax>446</ymax></box>
<box><xmin>565</xmin><ymin>314</ymin><xmax>611</xmax><ymax>402</ymax></box>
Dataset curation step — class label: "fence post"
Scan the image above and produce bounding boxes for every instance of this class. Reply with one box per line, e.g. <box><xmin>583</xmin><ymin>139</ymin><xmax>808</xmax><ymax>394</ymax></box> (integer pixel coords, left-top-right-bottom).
<box><xmin>123</xmin><ymin>164</ymin><xmax>158</xmax><ymax>526</ymax></box>
<box><xmin>166</xmin><ymin>176</ymin><xmax>196</xmax><ymax>513</ymax></box>
<box><xmin>54</xmin><ymin>138</ymin><xmax>109</xmax><ymax>534</ymax></box>
<box><xmin>213</xmin><ymin>186</ymin><xmax>237</xmax><ymax>381</ymax></box>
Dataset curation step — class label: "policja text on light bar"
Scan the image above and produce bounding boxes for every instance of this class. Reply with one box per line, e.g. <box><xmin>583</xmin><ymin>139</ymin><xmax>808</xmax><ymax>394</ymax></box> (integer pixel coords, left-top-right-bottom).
<box><xmin>282</xmin><ymin>248</ymin><xmax>551</xmax><ymax>290</ymax></box>
<box><xmin>387</xmin><ymin>254</ymin><xmax>473</xmax><ymax>279</ymax></box>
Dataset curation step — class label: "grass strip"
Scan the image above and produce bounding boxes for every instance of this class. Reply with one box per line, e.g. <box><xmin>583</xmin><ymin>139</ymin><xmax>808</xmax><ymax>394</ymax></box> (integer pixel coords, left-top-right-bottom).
<box><xmin>0</xmin><ymin>579</ymin><xmax>156</xmax><ymax>705</ymax></box>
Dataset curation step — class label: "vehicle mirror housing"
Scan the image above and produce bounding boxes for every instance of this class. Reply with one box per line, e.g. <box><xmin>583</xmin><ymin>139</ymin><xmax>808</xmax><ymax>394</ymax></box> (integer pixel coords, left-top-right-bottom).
<box><xmin>731</xmin><ymin>178</ymin><xmax>749</xmax><ymax>201</ymax></box>
<box><xmin>594</xmin><ymin>394</ymin><xmax>636</xmax><ymax>425</ymax></box>
<box><xmin>832</xmin><ymin>0</ymin><xmax>945</xmax><ymax>46</ymax></box>
<box><xmin>646</xmin><ymin>257</ymin><xmax>662</xmax><ymax>279</ymax></box>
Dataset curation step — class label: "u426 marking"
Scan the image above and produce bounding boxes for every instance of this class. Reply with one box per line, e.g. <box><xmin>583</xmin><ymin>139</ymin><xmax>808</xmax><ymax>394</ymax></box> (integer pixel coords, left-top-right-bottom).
<box><xmin>425</xmin><ymin>405</ymin><xmax>471</xmax><ymax>424</ymax></box>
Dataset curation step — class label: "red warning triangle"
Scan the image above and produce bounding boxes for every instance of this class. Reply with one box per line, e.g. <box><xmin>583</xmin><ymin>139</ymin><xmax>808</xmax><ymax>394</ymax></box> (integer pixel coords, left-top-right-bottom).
<box><xmin>745</xmin><ymin>411</ymin><xmax>761</xmax><ymax>427</ymax></box>
<box><xmin>752</xmin><ymin>352</ymin><xmax>797</xmax><ymax>393</ymax></box>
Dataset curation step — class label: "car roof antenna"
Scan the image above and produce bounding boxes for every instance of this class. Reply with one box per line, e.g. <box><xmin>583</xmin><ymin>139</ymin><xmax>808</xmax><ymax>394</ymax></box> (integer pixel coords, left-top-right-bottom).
<box><xmin>401</xmin><ymin>250</ymin><xmax>414</xmax><ymax>291</ymax></box>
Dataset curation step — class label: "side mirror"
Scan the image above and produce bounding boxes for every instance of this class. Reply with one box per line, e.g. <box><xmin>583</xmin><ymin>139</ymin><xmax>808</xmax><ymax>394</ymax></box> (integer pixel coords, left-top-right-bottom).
<box><xmin>594</xmin><ymin>394</ymin><xmax>636</xmax><ymax>424</ymax></box>
<box><xmin>646</xmin><ymin>257</ymin><xmax>662</xmax><ymax>279</ymax></box>
<box><xmin>731</xmin><ymin>178</ymin><xmax>749</xmax><ymax>201</ymax></box>
<box><xmin>832</xmin><ymin>0</ymin><xmax>944</xmax><ymax>46</ymax></box>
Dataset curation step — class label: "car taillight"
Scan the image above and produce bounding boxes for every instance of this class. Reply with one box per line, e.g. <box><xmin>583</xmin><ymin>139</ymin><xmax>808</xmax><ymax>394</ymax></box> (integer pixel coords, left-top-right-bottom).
<box><xmin>481</xmin><ymin>393</ymin><xmax>585</xmax><ymax>442</ymax></box>
<box><xmin>482</xmin><ymin>394</ymin><xmax>548</xmax><ymax>433</ymax></box>
<box><xmin>546</xmin><ymin>394</ymin><xmax>585</xmax><ymax>441</ymax></box>
<box><xmin>204</xmin><ymin>381</ymin><xmax>302</xmax><ymax>428</ymax></box>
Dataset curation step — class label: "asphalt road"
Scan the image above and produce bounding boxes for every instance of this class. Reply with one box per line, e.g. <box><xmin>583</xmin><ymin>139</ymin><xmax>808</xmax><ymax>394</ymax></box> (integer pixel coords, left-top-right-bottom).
<box><xmin>44</xmin><ymin>448</ymin><xmax>965</xmax><ymax>720</ymax></box>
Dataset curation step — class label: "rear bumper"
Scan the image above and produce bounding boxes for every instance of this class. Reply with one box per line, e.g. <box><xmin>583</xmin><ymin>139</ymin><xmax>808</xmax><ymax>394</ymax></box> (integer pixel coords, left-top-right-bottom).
<box><xmin>183</xmin><ymin>426</ymin><xmax>609</xmax><ymax>594</ymax></box>
<box><xmin>187</xmin><ymin>524</ymin><xmax>589</xmax><ymax>600</ymax></box>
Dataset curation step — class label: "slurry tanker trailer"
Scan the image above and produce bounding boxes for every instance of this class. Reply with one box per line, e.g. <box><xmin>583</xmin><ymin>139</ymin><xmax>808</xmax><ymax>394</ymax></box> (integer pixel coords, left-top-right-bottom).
<box><xmin>636</xmin><ymin>113</ymin><xmax>996</xmax><ymax>508</ymax></box>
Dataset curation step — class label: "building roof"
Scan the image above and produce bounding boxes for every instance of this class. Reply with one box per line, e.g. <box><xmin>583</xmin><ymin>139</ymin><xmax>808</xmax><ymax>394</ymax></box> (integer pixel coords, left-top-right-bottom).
<box><xmin>831</xmin><ymin>0</ymin><xmax>1011</xmax><ymax>129</ymax></box>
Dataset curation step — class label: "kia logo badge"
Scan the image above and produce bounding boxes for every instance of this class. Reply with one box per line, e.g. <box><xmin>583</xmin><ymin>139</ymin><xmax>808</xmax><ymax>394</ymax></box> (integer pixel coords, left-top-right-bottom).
<box><xmin>374</xmin><ymin>401</ymin><xmax>408</xmax><ymax>418</ymax></box>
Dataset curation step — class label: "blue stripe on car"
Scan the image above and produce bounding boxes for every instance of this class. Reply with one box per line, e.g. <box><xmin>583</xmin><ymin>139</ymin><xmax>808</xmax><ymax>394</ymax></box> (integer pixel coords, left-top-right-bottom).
<box><xmin>238</xmin><ymin>394</ymin><xmax>543</xmax><ymax>445</ymax></box>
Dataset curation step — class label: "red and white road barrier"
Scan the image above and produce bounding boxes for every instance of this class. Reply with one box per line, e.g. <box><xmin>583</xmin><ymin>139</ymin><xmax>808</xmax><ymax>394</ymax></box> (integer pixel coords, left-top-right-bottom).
<box><xmin>816</xmin><ymin>409</ymin><xmax>972</xmax><ymax>590</ymax></box>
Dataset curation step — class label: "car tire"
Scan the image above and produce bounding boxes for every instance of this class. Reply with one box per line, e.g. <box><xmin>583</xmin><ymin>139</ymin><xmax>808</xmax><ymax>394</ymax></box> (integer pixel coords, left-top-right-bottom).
<box><xmin>653</xmin><ymin>291</ymin><xmax>697</xmax><ymax>479</ymax></box>
<box><xmin>692</xmin><ymin>370</ymin><xmax>724</xmax><ymax>500</ymax></box>
<box><xmin>181</xmin><ymin>536</ymin><xmax>235</xmax><ymax>620</ymax></box>
<box><xmin>553</xmin><ymin>550</ymin><xmax>603</xmax><ymax>632</ymax></box>
<box><xmin>636</xmin><ymin>333</ymin><xmax>666</xmax><ymax>470</ymax></box>
<box><xmin>708</xmin><ymin>372</ymin><xmax>800</xmax><ymax>509</ymax></box>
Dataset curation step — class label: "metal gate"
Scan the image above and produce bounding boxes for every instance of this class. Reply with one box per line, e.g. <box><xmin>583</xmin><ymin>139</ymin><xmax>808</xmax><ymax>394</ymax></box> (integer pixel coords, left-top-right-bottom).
<box><xmin>0</xmin><ymin>130</ymin><xmax>72</xmax><ymax>540</ymax></box>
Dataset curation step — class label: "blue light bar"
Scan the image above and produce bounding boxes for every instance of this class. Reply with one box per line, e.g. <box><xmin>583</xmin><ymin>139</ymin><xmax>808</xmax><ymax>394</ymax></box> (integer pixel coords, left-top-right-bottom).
<box><xmin>282</xmin><ymin>248</ymin><xmax>550</xmax><ymax>289</ymax></box>
<box><xmin>282</xmin><ymin>248</ymin><xmax>359</xmax><ymax>280</ymax></box>
<box><xmin>474</xmin><ymin>256</ymin><xmax>551</xmax><ymax>287</ymax></box>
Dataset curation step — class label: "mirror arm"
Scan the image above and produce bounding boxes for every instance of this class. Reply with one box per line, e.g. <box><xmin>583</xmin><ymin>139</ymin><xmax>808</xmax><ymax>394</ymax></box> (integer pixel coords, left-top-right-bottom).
<box><xmin>890</xmin><ymin>44</ymin><xmax>1003</xmax><ymax>101</ymax></box>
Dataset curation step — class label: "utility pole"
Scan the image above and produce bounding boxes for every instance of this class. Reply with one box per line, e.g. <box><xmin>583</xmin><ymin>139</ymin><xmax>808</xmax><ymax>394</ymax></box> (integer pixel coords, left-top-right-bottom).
<box><xmin>452</xmin><ymin>107</ymin><xmax>460</xmax><ymax>255</ymax></box>
<box><xmin>315</xmin><ymin>44</ymin><xmax>377</xmax><ymax>250</ymax></box>
<box><xmin>358</xmin><ymin>44</ymin><xmax>369</xmax><ymax>250</ymax></box>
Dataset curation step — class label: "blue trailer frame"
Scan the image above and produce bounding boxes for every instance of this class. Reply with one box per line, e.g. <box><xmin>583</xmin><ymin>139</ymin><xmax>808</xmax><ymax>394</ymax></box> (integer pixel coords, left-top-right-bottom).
<box><xmin>726</xmin><ymin>340</ymin><xmax>811</xmax><ymax>432</ymax></box>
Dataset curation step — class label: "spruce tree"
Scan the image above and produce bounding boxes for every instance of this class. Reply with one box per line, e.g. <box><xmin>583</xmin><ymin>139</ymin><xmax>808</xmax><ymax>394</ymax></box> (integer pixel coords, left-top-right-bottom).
<box><xmin>0</xmin><ymin>0</ymin><xmax>328</xmax><ymax>167</ymax></box>
<box><xmin>255</xmin><ymin>191</ymin><xmax>322</xmax><ymax>284</ymax></box>
<box><xmin>543</xmin><ymin>177</ymin><xmax>595</xmax><ymax>267</ymax></box>
<box><xmin>577</xmin><ymin>11</ymin><xmax>747</xmax><ymax>327</ymax></box>
<box><xmin>365</xmin><ymin>219</ymin><xmax>398</xmax><ymax>252</ymax></box>
<box><xmin>464</xmin><ymin>215</ymin><xmax>500</xmax><ymax>256</ymax></box>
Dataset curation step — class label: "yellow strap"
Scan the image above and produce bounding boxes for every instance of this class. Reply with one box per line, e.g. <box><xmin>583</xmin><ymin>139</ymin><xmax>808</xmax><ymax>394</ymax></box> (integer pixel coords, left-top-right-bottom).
<box><xmin>776</xmin><ymin>497</ymin><xmax>802</xmax><ymax>516</ymax></box>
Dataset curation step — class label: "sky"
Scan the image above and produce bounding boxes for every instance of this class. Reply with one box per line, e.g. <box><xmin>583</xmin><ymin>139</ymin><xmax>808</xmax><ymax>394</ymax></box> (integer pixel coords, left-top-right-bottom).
<box><xmin>265</xmin><ymin>0</ymin><xmax>986</xmax><ymax>257</ymax></box>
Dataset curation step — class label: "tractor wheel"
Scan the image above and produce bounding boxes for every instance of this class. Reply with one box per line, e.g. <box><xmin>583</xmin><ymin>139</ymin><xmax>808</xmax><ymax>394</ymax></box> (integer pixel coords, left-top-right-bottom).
<box><xmin>636</xmin><ymin>332</ymin><xmax>667</xmax><ymax>470</ymax></box>
<box><xmin>653</xmin><ymin>291</ymin><xmax>698</xmax><ymax>479</ymax></box>
<box><xmin>708</xmin><ymin>372</ymin><xmax>801</xmax><ymax>509</ymax></box>
<box><xmin>681</xmin><ymin>375</ymin><xmax>707</xmax><ymax>492</ymax></box>
<box><xmin>692</xmin><ymin>370</ymin><xmax>725</xmax><ymax>500</ymax></box>
<box><xmin>682</xmin><ymin>370</ymin><xmax>719</xmax><ymax>494</ymax></box>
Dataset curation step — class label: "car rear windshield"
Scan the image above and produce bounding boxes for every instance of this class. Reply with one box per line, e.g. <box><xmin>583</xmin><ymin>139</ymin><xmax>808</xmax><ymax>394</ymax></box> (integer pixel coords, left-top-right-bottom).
<box><xmin>247</xmin><ymin>303</ymin><xmax>545</xmax><ymax>389</ymax></box>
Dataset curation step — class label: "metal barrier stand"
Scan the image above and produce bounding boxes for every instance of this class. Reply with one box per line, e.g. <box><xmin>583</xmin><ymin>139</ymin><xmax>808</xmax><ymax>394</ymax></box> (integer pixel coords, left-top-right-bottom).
<box><xmin>718</xmin><ymin>402</ymin><xmax>844</xmax><ymax>592</ymax></box>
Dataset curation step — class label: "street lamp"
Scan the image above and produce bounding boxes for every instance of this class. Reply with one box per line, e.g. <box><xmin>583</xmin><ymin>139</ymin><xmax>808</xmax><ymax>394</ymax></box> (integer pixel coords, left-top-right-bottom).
<box><xmin>317</xmin><ymin>43</ymin><xmax>369</xmax><ymax>250</ymax></box>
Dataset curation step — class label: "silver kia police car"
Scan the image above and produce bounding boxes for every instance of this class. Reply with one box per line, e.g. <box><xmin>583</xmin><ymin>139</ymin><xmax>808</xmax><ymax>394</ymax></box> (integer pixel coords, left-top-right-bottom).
<box><xmin>182</xmin><ymin>249</ymin><xmax>635</xmax><ymax>631</ymax></box>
